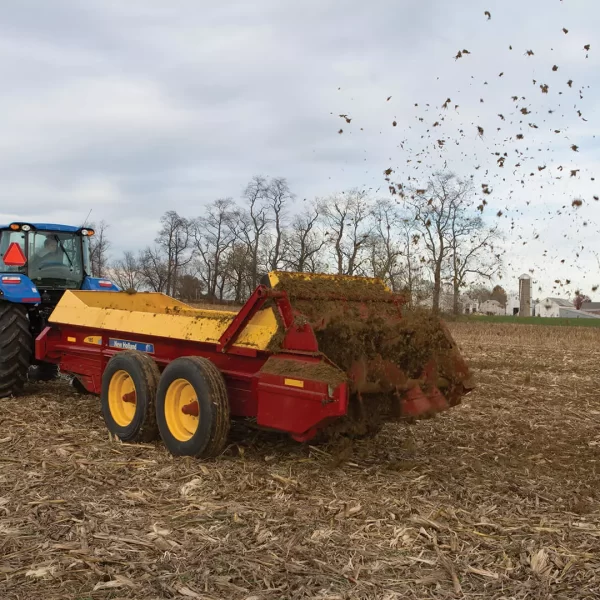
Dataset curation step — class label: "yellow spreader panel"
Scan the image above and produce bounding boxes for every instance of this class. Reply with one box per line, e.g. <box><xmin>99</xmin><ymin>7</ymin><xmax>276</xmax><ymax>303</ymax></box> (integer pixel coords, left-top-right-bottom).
<box><xmin>49</xmin><ymin>291</ymin><xmax>279</xmax><ymax>351</ymax></box>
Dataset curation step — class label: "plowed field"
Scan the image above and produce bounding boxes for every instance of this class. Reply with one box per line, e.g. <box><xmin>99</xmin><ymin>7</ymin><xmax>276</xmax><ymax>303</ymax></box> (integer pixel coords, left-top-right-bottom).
<box><xmin>1</xmin><ymin>322</ymin><xmax>599</xmax><ymax>599</ymax></box>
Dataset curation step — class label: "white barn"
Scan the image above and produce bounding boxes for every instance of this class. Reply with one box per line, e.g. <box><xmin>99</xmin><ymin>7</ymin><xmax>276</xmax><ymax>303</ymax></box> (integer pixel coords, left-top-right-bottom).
<box><xmin>461</xmin><ymin>295</ymin><xmax>479</xmax><ymax>314</ymax></box>
<box><xmin>479</xmin><ymin>299</ymin><xmax>504</xmax><ymax>315</ymax></box>
<box><xmin>536</xmin><ymin>297</ymin><xmax>573</xmax><ymax>318</ymax></box>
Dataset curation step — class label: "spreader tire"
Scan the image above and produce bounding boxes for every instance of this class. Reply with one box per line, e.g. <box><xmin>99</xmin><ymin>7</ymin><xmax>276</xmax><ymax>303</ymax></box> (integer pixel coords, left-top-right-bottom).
<box><xmin>156</xmin><ymin>356</ymin><xmax>230</xmax><ymax>458</ymax></box>
<box><xmin>0</xmin><ymin>301</ymin><xmax>32</xmax><ymax>398</ymax></box>
<box><xmin>101</xmin><ymin>351</ymin><xmax>160</xmax><ymax>442</ymax></box>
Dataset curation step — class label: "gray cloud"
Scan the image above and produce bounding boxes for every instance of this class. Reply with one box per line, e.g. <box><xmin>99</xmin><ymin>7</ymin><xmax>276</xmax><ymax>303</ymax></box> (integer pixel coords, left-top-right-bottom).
<box><xmin>0</xmin><ymin>0</ymin><xmax>597</xmax><ymax>294</ymax></box>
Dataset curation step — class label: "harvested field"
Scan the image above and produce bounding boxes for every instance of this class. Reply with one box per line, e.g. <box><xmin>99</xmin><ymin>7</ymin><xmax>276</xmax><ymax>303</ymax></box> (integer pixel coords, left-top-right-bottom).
<box><xmin>1</xmin><ymin>322</ymin><xmax>599</xmax><ymax>599</ymax></box>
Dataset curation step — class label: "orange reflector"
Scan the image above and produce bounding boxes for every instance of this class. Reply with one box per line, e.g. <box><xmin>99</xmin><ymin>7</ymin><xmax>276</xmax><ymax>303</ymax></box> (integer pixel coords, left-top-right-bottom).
<box><xmin>9</xmin><ymin>224</ymin><xmax>20</xmax><ymax>230</ymax></box>
<box><xmin>3</xmin><ymin>242</ymin><xmax>27</xmax><ymax>267</ymax></box>
<box><xmin>284</xmin><ymin>378</ymin><xmax>304</xmax><ymax>388</ymax></box>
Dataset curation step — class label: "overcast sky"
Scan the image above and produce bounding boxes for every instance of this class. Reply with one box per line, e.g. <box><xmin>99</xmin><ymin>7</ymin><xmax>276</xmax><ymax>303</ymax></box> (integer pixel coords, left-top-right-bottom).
<box><xmin>0</xmin><ymin>0</ymin><xmax>598</xmax><ymax>298</ymax></box>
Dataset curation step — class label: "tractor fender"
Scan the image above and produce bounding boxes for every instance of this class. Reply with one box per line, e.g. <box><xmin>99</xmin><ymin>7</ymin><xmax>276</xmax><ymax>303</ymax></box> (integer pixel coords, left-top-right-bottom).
<box><xmin>0</xmin><ymin>274</ymin><xmax>41</xmax><ymax>304</ymax></box>
<box><xmin>81</xmin><ymin>276</ymin><xmax>120</xmax><ymax>292</ymax></box>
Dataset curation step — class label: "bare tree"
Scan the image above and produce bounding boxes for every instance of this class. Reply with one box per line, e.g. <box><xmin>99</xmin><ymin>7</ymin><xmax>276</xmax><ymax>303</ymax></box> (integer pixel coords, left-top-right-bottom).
<box><xmin>111</xmin><ymin>251</ymin><xmax>142</xmax><ymax>291</ymax></box>
<box><xmin>138</xmin><ymin>247</ymin><xmax>169</xmax><ymax>293</ymax></box>
<box><xmin>223</xmin><ymin>242</ymin><xmax>253</xmax><ymax>304</ymax></box>
<box><xmin>368</xmin><ymin>199</ymin><xmax>406</xmax><ymax>290</ymax></box>
<box><xmin>282</xmin><ymin>202</ymin><xmax>326</xmax><ymax>273</ymax></box>
<box><xmin>89</xmin><ymin>220</ymin><xmax>110</xmax><ymax>277</ymax></box>
<box><xmin>191</xmin><ymin>198</ymin><xmax>237</xmax><ymax>300</ymax></box>
<box><xmin>239</xmin><ymin>176</ymin><xmax>269</xmax><ymax>290</ymax></box>
<box><xmin>320</xmin><ymin>189</ymin><xmax>373</xmax><ymax>276</ymax></box>
<box><xmin>407</xmin><ymin>173</ymin><xmax>473</xmax><ymax>312</ymax></box>
<box><xmin>265</xmin><ymin>177</ymin><xmax>293</xmax><ymax>270</ymax></box>
<box><xmin>397</xmin><ymin>219</ymin><xmax>426</xmax><ymax>307</ymax></box>
<box><xmin>177</xmin><ymin>273</ymin><xmax>203</xmax><ymax>301</ymax></box>
<box><xmin>156</xmin><ymin>211</ymin><xmax>192</xmax><ymax>296</ymax></box>
<box><xmin>447</xmin><ymin>211</ymin><xmax>501</xmax><ymax>314</ymax></box>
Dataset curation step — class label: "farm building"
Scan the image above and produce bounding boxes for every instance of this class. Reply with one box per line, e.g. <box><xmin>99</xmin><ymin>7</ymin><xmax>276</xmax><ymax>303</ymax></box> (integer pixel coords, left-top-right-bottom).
<box><xmin>479</xmin><ymin>299</ymin><xmax>504</xmax><ymax>315</ymax></box>
<box><xmin>581</xmin><ymin>301</ymin><xmax>600</xmax><ymax>315</ymax></box>
<box><xmin>536</xmin><ymin>297</ymin><xmax>574</xmax><ymax>318</ymax></box>
<box><xmin>556</xmin><ymin>306</ymin><xmax>600</xmax><ymax>319</ymax></box>
<box><xmin>505</xmin><ymin>291</ymin><xmax>535</xmax><ymax>316</ymax></box>
<box><xmin>417</xmin><ymin>292</ymin><xmax>478</xmax><ymax>314</ymax></box>
<box><xmin>461</xmin><ymin>295</ymin><xmax>479</xmax><ymax>314</ymax></box>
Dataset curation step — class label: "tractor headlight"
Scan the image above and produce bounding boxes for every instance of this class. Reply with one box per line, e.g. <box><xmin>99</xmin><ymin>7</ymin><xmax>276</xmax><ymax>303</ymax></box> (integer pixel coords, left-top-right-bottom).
<box><xmin>21</xmin><ymin>224</ymin><xmax>31</xmax><ymax>231</ymax></box>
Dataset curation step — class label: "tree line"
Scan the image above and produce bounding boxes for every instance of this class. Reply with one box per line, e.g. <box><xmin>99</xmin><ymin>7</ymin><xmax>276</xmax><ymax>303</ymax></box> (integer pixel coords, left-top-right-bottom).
<box><xmin>90</xmin><ymin>171</ymin><xmax>501</xmax><ymax>313</ymax></box>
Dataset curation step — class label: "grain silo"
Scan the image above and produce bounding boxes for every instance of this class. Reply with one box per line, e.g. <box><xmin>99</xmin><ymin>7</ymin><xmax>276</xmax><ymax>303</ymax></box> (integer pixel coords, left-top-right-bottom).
<box><xmin>518</xmin><ymin>274</ymin><xmax>531</xmax><ymax>317</ymax></box>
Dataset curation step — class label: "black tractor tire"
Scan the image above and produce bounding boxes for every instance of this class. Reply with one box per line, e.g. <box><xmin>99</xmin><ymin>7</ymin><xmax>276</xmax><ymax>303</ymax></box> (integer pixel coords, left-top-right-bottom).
<box><xmin>156</xmin><ymin>356</ymin><xmax>230</xmax><ymax>458</ymax></box>
<box><xmin>101</xmin><ymin>351</ymin><xmax>160</xmax><ymax>443</ymax></box>
<box><xmin>29</xmin><ymin>362</ymin><xmax>60</xmax><ymax>382</ymax></box>
<box><xmin>0</xmin><ymin>302</ymin><xmax>32</xmax><ymax>398</ymax></box>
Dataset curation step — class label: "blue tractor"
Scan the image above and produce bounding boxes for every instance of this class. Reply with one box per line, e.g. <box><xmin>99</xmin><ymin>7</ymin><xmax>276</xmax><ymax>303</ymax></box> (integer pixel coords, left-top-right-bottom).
<box><xmin>0</xmin><ymin>222</ymin><xmax>119</xmax><ymax>397</ymax></box>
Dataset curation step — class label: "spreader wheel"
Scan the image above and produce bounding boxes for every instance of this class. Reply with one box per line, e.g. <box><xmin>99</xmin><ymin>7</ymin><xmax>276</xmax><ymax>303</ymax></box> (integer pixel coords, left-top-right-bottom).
<box><xmin>101</xmin><ymin>351</ymin><xmax>160</xmax><ymax>442</ymax></box>
<box><xmin>156</xmin><ymin>356</ymin><xmax>230</xmax><ymax>458</ymax></box>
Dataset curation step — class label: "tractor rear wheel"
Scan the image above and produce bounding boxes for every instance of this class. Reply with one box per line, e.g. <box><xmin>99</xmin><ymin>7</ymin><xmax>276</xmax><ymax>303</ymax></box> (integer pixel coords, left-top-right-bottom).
<box><xmin>0</xmin><ymin>301</ymin><xmax>32</xmax><ymax>398</ymax></box>
<box><xmin>156</xmin><ymin>356</ymin><xmax>230</xmax><ymax>458</ymax></box>
<box><xmin>101</xmin><ymin>351</ymin><xmax>160</xmax><ymax>442</ymax></box>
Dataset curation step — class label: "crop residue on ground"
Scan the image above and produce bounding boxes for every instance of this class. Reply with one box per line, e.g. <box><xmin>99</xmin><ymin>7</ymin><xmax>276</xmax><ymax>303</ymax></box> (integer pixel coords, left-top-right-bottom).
<box><xmin>0</xmin><ymin>321</ymin><xmax>599</xmax><ymax>599</ymax></box>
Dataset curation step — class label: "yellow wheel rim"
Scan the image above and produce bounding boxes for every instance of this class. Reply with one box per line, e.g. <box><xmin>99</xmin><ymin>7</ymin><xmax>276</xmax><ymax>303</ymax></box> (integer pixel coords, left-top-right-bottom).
<box><xmin>164</xmin><ymin>378</ymin><xmax>199</xmax><ymax>442</ymax></box>
<box><xmin>108</xmin><ymin>369</ymin><xmax>137</xmax><ymax>427</ymax></box>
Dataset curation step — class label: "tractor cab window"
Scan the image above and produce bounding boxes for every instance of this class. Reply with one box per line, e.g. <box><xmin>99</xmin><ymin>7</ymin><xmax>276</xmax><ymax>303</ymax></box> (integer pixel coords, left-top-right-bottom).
<box><xmin>0</xmin><ymin>230</ymin><xmax>27</xmax><ymax>273</ymax></box>
<box><xmin>27</xmin><ymin>231</ymin><xmax>84</xmax><ymax>288</ymax></box>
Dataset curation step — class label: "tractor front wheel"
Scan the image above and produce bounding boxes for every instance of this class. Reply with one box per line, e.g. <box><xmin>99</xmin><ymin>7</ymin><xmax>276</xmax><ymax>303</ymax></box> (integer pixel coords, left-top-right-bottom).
<box><xmin>0</xmin><ymin>301</ymin><xmax>32</xmax><ymax>398</ymax></box>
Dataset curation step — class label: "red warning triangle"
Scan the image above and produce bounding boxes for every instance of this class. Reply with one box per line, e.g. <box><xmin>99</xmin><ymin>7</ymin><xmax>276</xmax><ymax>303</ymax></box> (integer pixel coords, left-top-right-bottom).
<box><xmin>3</xmin><ymin>242</ymin><xmax>27</xmax><ymax>267</ymax></box>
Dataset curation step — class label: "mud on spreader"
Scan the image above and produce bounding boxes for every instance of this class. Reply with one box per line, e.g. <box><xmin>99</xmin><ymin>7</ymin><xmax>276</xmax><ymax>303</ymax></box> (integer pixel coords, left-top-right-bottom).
<box><xmin>36</xmin><ymin>272</ymin><xmax>474</xmax><ymax>457</ymax></box>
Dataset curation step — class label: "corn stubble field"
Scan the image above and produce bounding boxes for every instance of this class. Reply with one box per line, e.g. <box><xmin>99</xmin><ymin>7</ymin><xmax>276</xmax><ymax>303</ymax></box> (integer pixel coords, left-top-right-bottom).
<box><xmin>0</xmin><ymin>322</ymin><xmax>599</xmax><ymax>600</ymax></box>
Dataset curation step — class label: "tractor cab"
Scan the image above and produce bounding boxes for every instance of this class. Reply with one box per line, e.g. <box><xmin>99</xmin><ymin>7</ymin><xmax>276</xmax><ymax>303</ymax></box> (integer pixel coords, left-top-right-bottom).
<box><xmin>0</xmin><ymin>222</ymin><xmax>118</xmax><ymax>302</ymax></box>
<box><xmin>1</xmin><ymin>224</ymin><xmax>85</xmax><ymax>297</ymax></box>
<box><xmin>0</xmin><ymin>222</ymin><xmax>119</xmax><ymax>397</ymax></box>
